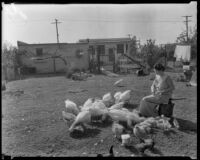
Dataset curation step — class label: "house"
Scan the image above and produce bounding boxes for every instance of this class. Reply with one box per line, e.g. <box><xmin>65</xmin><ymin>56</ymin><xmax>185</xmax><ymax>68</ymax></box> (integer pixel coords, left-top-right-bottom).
<box><xmin>79</xmin><ymin>37</ymin><xmax>131</xmax><ymax>63</ymax></box>
<box><xmin>17</xmin><ymin>38</ymin><xmax>132</xmax><ymax>74</ymax></box>
<box><xmin>17</xmin><ymin>41</ymin><xmax>89</xmax><ymax>74</ymax></box>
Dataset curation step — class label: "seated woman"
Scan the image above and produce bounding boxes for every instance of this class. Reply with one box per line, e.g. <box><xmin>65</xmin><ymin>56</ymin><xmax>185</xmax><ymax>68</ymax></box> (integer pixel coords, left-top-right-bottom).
<box><xmin>139</xmin><ymin>63</ymin><xmax>175</xmax><ymax>117</ymax></box>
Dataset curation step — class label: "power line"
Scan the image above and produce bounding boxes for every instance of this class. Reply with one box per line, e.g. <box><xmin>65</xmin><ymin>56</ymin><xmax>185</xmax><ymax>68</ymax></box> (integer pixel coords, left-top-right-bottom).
<box><xmin>6</xmin><ymin>18</ymin><xmax>196</xmax><ymax>24</ymax></box>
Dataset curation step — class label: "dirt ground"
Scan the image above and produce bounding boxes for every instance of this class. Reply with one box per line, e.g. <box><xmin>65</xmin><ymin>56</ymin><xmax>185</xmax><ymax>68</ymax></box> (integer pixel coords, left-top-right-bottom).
<box><xmin>2</xmin><ymin>72</ymin><xmax>197</xmax><ymax>157</ymax></box>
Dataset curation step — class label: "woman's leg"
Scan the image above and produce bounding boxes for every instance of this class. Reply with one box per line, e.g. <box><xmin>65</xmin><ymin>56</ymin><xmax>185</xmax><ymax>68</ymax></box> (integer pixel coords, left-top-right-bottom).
<box><xmin>139</xmin><ymin>95</ymin><xmax>160</xmax><ymax>117</ymax></box>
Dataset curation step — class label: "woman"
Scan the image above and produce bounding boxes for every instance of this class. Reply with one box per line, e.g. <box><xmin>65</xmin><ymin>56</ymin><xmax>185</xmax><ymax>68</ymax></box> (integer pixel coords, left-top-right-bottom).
<box><xmin>139</xmin><ymin>63</ymin><xmax>175</xmax><ymax>117</ymax></box>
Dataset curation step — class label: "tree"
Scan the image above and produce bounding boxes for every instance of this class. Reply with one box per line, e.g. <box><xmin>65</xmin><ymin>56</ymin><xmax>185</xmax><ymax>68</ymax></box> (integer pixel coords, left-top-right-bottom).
<box><xmin>141</xmin><ymin>39</ymin><xmax>163</xmax><ymax>68</ymax></box>
<box><xmin>2</xmin><ymin>42</ymin><xmax>18</xmax><ymax>68</ymax></box>
<box><xmin>129</xmin><ymin>36</ymin><xmax>138</xmax><ymax>58</ymax></box>
<box><xmin>2</xmin><ymin>41</ymin><xmax>18</xmax><ymax>80</ymax></box>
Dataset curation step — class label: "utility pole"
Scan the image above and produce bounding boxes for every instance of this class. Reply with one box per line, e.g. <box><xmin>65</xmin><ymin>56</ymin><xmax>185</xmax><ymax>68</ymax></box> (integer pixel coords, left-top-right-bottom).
<box><xmin>51</xmin><ymin>19</ymin><xmax>61</xmax><ymax>43</ymax></box>
<box><xmin>51</xmin><ymin>19</ymin><xmax>61</xmax><ymax>73</ymax></box>
<box><xmin>182</xmin><ymin>16</ymin><xmax>192</xmax><ymax>43</ymax></box>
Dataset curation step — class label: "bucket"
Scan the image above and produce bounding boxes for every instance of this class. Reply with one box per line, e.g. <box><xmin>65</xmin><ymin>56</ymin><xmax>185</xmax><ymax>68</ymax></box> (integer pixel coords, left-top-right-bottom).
<box><xmin>121</xmin><ymin>134</ymin><xmax>131</xmax><ymax>146</ymax></box>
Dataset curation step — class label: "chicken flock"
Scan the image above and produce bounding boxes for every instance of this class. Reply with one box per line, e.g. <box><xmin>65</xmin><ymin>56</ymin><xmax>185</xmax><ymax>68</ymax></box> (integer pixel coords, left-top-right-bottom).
<box><xmin>62</xmin><ymin>87</ymin><xmax>177</xmax><ymax>149</ymax></box>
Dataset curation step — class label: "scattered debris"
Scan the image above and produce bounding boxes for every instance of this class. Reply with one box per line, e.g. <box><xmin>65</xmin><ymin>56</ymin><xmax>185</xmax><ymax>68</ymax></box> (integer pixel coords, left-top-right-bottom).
<box><xmin>176</xmin><ymin>74</ymin><xmax>187</xmax><ymax>82</ymax></box>
<box><xmin>96</xmin><ymin>145</ymin><xmax>114</xmax><ymax>157</ymax></box>
<box><xmin>68</xmin><ymin>89</ymin><xmax>88</xmax><ymax>93</ymax></box>
<box><xmin>114</xmin><ymin>79</ymin><xmax>124</xmax><ymax>87</ymax></box>
<box><xmin>101</xmin><ymin>68</ymin><xmax>119</xmax><ymax>77</ymax></box>
<box><xmin>70</xmin><ymin>72</ymin><xmax>92</xmax><ymax>81</ymax></box>
<box><xmin>121</xmin><ymin>134</ymin><xmax>131</xmax><ymax>146</ymax></box>
<box><xmin>4</xmin><ymin>90</ymin><xmax>24</xmax><ymax>97</ymax></box>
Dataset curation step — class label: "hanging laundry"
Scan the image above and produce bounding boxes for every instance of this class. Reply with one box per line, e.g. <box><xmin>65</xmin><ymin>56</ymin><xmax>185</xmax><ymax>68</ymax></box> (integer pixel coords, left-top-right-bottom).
<box><xmin>174</xmin><ymin>45</ymin><xmax>191</xmax><ymax>62</ymax></box>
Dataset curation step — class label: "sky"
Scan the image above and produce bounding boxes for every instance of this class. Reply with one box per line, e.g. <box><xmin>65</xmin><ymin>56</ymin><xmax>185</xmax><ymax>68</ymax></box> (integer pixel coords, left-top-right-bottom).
<box><xmin>2</xmin><ymin>2</ymin><xmax>197</xmax><ymax>47</ymax></box>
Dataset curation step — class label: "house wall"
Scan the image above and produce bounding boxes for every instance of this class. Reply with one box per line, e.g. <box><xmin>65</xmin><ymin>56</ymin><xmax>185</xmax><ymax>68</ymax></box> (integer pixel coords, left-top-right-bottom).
<box><xmin>18</xmin><ymin>43</ymin><xmax>89</xmax><ymax>73</ymax></box>
<box><xmin>89</xmin><ymin>41</ymin><xmax>130</xmax><ymax>64</ymax></box>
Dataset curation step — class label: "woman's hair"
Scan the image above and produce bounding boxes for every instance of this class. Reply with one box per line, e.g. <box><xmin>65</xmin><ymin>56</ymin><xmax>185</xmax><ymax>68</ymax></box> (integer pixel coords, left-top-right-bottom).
<box><xmin>154</xmin><ymin>63</ymin><xmax>165</xmax><ymax>71</ymax></box>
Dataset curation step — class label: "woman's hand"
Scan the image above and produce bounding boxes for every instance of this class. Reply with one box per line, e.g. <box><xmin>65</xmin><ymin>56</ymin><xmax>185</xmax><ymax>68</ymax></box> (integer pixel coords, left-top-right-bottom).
<box><xmin>155</xmin><ymin>90</ymin><xmax>163</xmax><ymax>95</ymax></box>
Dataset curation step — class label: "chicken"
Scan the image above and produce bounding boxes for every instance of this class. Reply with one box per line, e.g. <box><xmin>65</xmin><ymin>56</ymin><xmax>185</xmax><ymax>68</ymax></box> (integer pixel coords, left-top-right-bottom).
<box><xmin>108</xmin><ymin>109</ymin><xmax>145</xmax><ymax>129</ymax></box>
<box><xmin>109</xmin><ymin>102</ymin><xmax>124</xmax><ymax>110</ymax></box>
<box><xmin>69</xmin><ymin>110</ymin><xmax>91</xmax><ymax>132</ymax></box>
<box><xmin>81</xmin><ymin>98</ymin><xmax>94</xmax><ymax>111</ymax></box>
<box><xmin>92</xmin><ymin>99</ymin><xmax>107</xmax><ymax>110</ymax></box>
<box><xmin>112</xmin><ymin>122</ymin><xmax>124</xmax><ymax>139</ymax></box>
<box><xmin>118</xmin><ymin>90</ymin><xmax>131</xmax><ymax>103</ymax></box>
<box><xmin>89</xmin><ymin>100</ymin><xmax>109</xmax><ymax>122</ymax></box>
<box><xmin>114</xmin><ymin>91</ymin><xmax>121</xmax><ymax>103</ymax></box>
<box><xmin>102</xmin><ymin>92</ymin><xmax>114</xmax><ymax>107</ymax></box>
<box><xmin>62</xmin><ymin>111</ymin><xmax>76</xmax><ymax>123</ymax></box>
<box><xmin>65</xmin><ymin>99</ymin><xmax>79</xmax><ymax>115</ymax></box>
<box><xmin>83</xmin><ymin>98</ymin><xmax>94</xmax><ymax>107</ymax></box>
<box><xmin>133</xmin><ymin>124</ymin><xmax>151</xmax><ymax>141</ymax></box>
<box><xmin>155</xmin><ymin>117</ymin><xmax>172</xmax><ymax>131</ymax></box>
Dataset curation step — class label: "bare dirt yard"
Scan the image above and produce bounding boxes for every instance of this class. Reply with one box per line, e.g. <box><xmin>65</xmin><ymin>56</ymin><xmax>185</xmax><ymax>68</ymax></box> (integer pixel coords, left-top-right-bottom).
<box><xmin>2</xmin><ymin>72</ymin><xmax>197</xmax><ymax>157</ymax></box>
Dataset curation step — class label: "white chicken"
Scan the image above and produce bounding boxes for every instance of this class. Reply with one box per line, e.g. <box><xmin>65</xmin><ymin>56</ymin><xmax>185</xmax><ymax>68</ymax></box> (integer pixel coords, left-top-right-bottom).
<box><xmin>108</xmin><ymin>109</ymin><xmax>145</xmax><ymax>128</ymax></box>
<box><xmin>121</xmin><ymin>108</ymin><xmax>130</xmax><ymax>113</ymax></box>
<box><xmin>65</xmin><ymin>99</ymin><xmax>79</xmax><ymax>115</ymax></box>
<box><xmin>62</xmin><ymin>111</ymin><xmax>76</xmax><ymax>127</ymax></box>
<box><xmin>69</xmin><ymin>110</ymin><xmax>91</xmax><ymax>132</ymax></box>
<box><xmin>109</xmin><ymin>102</ymin><xmax>124</xmax><ymax>110</ymax></box>
<box><xmin>155</xmin><ymin>116</ymin><xmax>172</xmax><ymax>131</ymax></box>
<box><xmin>112</xmin><ymin>122</ymin><xmax>124</xmax><ymax>139</ymax></box>
<box><xmin>118</xmin><ymin>90</ymin><xmax>131</xmax><ymax>103</ymax></box>
<box><xmin>114</xmin><ymin>91</ymin><xmax>122</xmax><ymax>103</ymax></box>
<box><xmin>89</xmin><ymin>100</ymin><xmax>109</xmax><ymax>122</ymax></box>
<box><xmin>102</xmin><ymin>92</ymin><xmax>114</xmax><ymax>107</ymax></box>
<box><xmin>81</xmin><ymin>98</ymin><xmax>94</xmax><ymax>111</ymax></box>
<box><xmin>133</xmin><ymin>124</ymin><xmax>151</xmax><ymax>141</ymax></box>
<box><xmin>133</xmin><ymin>117</ymin><xmax>157</xmax><ymax>141</ymax></box>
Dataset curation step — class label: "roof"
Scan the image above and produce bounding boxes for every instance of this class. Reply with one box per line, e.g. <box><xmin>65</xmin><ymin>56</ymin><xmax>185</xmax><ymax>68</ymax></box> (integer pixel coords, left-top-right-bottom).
<box><xmin>79</xmin><ymin>38</ymin><xmax>132</xmax><ymax>43</ymax></box>
<box><xmin>17</xmin><ymin>37</ymin><xmax>131</xmax><ymax>47</ymax></box>
<box><xmin>17</xmin><ymin>41</ymin><xmax>88</xmax><ymax>46</ymax></box>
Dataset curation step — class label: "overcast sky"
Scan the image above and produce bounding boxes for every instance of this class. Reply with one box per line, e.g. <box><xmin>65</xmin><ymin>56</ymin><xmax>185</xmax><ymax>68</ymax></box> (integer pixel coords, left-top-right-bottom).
<box><xmin>2</xmin><ymin>2</ymin><xmax>197</xmax><ymax>46</ymax></box>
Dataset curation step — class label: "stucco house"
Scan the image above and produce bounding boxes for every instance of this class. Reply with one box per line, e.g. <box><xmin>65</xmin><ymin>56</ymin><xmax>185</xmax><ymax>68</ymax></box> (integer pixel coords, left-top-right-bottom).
<box><xmin>79</xmin><ymin>37</ymin><xmax>131</xmax><ymax>63</ymax></box>
<box><xmin>17</xmin><ymin>37</ymin><xmax>132</xmax><ymax>74</ymax></box>
<box><xmin>17</xmin><ymin>41</ymin><xmax>89</xmax><ymax>74</ymax></box>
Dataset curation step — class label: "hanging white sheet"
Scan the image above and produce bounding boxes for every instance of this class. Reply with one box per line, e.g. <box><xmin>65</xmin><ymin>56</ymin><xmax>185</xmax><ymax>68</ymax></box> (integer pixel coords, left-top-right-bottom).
<box><xmin>174</xmin><ymin>45</ymin><xmax>191</xmax><ymax>62</ymax></box>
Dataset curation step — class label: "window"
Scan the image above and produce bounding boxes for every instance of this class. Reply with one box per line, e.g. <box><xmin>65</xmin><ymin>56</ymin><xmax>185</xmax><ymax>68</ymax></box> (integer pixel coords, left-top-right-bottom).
<box><xmin>97</xmin><ymin>45</ymin><xmax>105</xmax><ymax>55</ymax></box>
<box><xmin>126</xmin><ymin>44</ymin><xmax>128</xmax><ymax>52</ymax></box>
<box><xmin>36</xmin><ymin>48</ymin><xmax>43</xmax><ymax>56</ymax></box>
<box><xmin>117</xmin><ymin>44</ymin><xmax>124</xmax><ymax>54</ymax></box>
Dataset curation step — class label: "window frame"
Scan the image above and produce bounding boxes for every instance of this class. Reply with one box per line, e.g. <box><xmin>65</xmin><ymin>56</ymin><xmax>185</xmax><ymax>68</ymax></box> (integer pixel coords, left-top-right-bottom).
<box><xmin>117</xmin><ymin>44</ymin><xmax>124</xmax><ymax>54</ymax></box>
<box><xmin>36</xmin><ymin>48</ymin><xmax>43</xmax><ymax>56</ymax></box>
